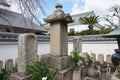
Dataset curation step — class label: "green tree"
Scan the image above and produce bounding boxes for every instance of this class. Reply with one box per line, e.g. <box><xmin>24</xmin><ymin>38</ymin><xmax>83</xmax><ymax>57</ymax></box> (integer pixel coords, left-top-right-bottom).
<box><xmin>79</xmin><ymin>15</ymin><xmax>99</xmax><ymax>34</ymax></box>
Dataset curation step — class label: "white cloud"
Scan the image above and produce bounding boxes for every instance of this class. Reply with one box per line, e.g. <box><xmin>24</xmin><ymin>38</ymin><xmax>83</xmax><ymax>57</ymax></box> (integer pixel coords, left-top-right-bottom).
<box><xmin>71</xmin><ymin>0</ymin><xmax>81</xmax><ymax>14</ymax></box>
<box><xmin>71</xmin><ymin>0</ymin><xmax>120</xmax><ymax>16</ymax></box>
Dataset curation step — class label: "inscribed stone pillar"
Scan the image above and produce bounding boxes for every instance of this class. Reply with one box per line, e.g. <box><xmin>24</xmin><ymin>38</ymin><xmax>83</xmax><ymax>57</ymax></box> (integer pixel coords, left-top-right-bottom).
<box><xmin>18</xmin><ymin>33</ymin><xmax>37</xmax><ymax>73</ymax></box>
<box><xmin>98</xmin><ymin>54</ymin><xmax>104</xmax><ymax>65</ymax></box>
<box><xmin>5</xmin><ymin>59</ymin><xmax>13</xmax><ymax>72</ymax></box>
<box><xmin>44</xmin><ymin>4</ymin><xmax>73</xmax><ymax>57</ymax></box>
<box><xmin>73</xmin><ymin>37</ymin><xmax>82</xmax><ymax>53</ymax></box>
<box><xmin>0</xmin><ymin>60</ymin><xmax>3</xmax><ymax>72</ymax></box>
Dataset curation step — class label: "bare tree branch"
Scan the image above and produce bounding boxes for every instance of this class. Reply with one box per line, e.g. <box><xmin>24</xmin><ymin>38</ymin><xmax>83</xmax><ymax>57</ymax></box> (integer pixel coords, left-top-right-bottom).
<box><xmin>15</xmin><ymin>0</ymin><xmax>46</xmax><ymax>24</ymax></box>
<box><xmin>104</xmin><ymin>5</ymin><xmax>120</xmax><ymax>29</ymax></box>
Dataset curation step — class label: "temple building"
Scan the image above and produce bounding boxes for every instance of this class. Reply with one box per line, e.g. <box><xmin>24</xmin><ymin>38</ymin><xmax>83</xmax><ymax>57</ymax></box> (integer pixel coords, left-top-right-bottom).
<box><xmin>0</xmin><ymin>8</ymin><xmax>47</xmax><ymax>35</ymax></box>
<box><xmin>43</xmin><ymin>11</ymin><xmax>104</xmax><ymax>33</ymax></box>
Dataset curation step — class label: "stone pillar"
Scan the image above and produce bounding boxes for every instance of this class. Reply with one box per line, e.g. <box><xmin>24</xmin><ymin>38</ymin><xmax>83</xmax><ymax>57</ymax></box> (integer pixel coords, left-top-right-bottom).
<box><xmin>44</xmin><ymin>4</ymin><xmax>72</xmax><ymax>57</ymax></box>
<box><xmin>98</xmin><ymin>54</ymin><xmax>104</xmax><ymax>65</ymax></box>
<box><xmin>106</xmin><ymin>54</ymin><xmax>112</xmax><ymax>65</ymax></box>
<box><xmin>5</xmin><ymin>59</ymin><xmax>13</xmax><ymax>72</ymax></box>
<box><xmin>10</xmin><ymin>33</ymin><xmax>37</xmax><ymax>80</ymax></box>
<box><xmin>18</xmin><ymin>33</ymin><xmax>37</xmax><ymax>73</ymax></box>
<box><xmin>73</xmin><ymin>37</ymin><xmax>82</xmax><ymax>53</ymax></box>
<box><xmin>0</xmin><ymin>60</ymin><xmax>3</xmax><ymax>72</ymax></box>
<box><xmin>73</xmin><ymin>69</ymin><xmax>81</xmax><ymax>80</ymax></box>
<box><xmin>87</xmin><ymin>65</ymin><xmax>95</xmax><ymax>77</ymax></box>
<box><xmin>44</xmin><ymin>4</ymin><xmax>73</xmax><ymax>80</ymax></box>
<box><xmin>90</xmin><ymin>53</ymin><xmax>96</xmax><ymax>63</ymax></box>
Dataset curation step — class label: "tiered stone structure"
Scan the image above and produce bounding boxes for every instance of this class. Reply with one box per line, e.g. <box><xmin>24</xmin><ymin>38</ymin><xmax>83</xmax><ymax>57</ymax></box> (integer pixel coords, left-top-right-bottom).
<box><xmin>10</xmin><ymin>33</ymin><xmax>37</xmax><ymax>80</ymax></box>
<box><xmin>44</xmin><ymin>4</ymin><xmax>73</xmax><ymax>80</ymax></box>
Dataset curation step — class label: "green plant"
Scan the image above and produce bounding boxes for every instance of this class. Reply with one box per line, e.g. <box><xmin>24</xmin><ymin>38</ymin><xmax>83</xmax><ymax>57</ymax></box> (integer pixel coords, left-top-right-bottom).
<box><xmin>0</xmin><ymin>69</ymin><xmax>11</xmax><ymax>80</ymax></box>
<box><xmin>86</xmin><ymin>53</ymin><xmax>93</xmax><ymax>67</ymax></box>
<box><xmin>116</xmin><ymin>64</ymin><xmax>120</xmax><ymax>79</ymax></box>
<box><xmin>26</xmin><ymin>59</ymin><xmax>58</xmax><ymax>80</ymax></box>
<box><xmin>70</xmin><ymin>48</ymin><xmax>82</xmax><ymax>70</ymax></box>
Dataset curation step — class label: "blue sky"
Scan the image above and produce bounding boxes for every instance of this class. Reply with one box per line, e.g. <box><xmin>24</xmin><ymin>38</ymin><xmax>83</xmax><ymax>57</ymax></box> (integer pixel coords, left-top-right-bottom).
<box><xmin>8</xmin><ymin>0</ymin><xmax>120</xmax><ymax>23</ymax></box>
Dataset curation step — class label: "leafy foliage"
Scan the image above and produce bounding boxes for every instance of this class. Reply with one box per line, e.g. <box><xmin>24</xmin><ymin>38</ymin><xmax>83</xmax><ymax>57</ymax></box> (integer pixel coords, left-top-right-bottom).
<box><xmin>0</xmin><ymin>69</ymin><xmax>11</xmax><ymax>80</ymax></box>
<box><xmin>68</xmin><ymin>28</ymin><xmax>113</xmax><ymax>36</ymax></box>
<box><xmin>79</xmin><ymin>15</ymin><xmax>99</xmax><ymax>34</ymax></box>
<box><xmin>116</xmin><ymin>64</ymin><xmax>120</xmax><ymax>79</ymax></box>
<box><xmin>70</xmin><ymin>48</ymin><xmax>82</xmax><ymax>70</ymax></box>
<box><xmin>26</xmin><ymin>59</ymin><xmax>58</xmax><ymax>80</ymax></box>
<box><xmin>86</xmin><ymin>53</ymin><xmax>93</xmax><ymax>67</ymax></box>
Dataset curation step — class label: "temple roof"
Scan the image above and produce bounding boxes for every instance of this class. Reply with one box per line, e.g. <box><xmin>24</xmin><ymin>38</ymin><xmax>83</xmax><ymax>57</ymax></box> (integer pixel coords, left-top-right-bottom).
<box><xmin>0</xmin><ymin>32</ymin><xmax>115</xmax><ymax>41</ymax></box>
<box><xmin>102</xmin><ymin>28</ymin><xmax>120</xmax><ymax>38</ymax></box>
<box><xmin>0</xmin><ymin>8</ymin><xmax>47</xmax><ymax>32</ymax></box>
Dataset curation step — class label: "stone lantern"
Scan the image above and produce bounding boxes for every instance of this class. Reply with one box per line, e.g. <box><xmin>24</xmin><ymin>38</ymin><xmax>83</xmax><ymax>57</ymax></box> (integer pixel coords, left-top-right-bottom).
<box><xmin>102</xmin><ymin>28</ymin><xmax>120</xmax><ymax>80</ymax></box>
<box><xmin>43</xmin><ymin>4</ymin><xmax>73</xmax><ymax>80</ymax></box>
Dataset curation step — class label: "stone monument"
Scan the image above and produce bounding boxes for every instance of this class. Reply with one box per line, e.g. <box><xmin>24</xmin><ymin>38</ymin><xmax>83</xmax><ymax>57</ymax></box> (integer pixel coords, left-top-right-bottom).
<box><xmin>43</xmin><ymin>4</ymin><xmax>73</xmax><ymax>80</ymax></box>
<box><xmin>10</xmin><ymin>33</ymin><xmax>37</xmax><ymax>80</ymax></box>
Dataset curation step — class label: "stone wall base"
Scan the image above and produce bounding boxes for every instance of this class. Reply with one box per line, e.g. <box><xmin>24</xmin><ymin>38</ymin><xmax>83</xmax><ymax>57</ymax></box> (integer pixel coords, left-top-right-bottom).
<box><xmin>56</xmin><ymin>68</ymin><xmax>72</xmax><ymax>80</ymax></box>
<box><xmin>10</xmin><ymin>73</ymin><xmax>31</xmax><ymax>80</ymax></box>
<box><xmin>42</xmin><ymin>54</ymin><xmax>71</xmax><ymax>70</ymax></box>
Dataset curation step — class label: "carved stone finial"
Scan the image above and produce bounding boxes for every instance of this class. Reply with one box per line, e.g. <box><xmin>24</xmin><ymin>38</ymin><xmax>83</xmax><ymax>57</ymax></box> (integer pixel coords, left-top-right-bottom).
<box><xmin>44</xmin><ymin>4</ymin><xmax>73</xmax><ymax>23</ymax></box>
<box><xmin>55</xmin><ymin>3</ymin><xmax>62</xmax><ymax>9</ymax></box>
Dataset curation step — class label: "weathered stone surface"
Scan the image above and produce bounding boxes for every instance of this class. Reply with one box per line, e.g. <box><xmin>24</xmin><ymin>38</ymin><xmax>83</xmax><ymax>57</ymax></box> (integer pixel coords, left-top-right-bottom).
<box><xmin>98</xmin><ymin>54</ymin><xmax>104</xmax><ymax>65</ymax></box>
<box><xmin>56</xmin><ymin>68</ymin><xmax>72</xmax><ymax>80</ymax></box>
<box><xmin>87</xmin><ymin>65</ymin><xmax>95</xmax><ymax>77</ymax></box>
<box><xmin>5</xmin><ymin>59</ymin><xmax>13</xmax><ymax>72</ymax></box>
<box><xmin>73</xmin><ymin>37</ymin><xmax>82</xmax><ymax>53</ymax></box>
<box><xmin>18</xmin><ymin>33</ymin><xmax>37</xmax><ymax>73</ymax></box>
<box><xmin>0</xmin><ymin>60</ymin><xmax>3</xmax><ymax>72</ymax></box>
<box><xmin>106</xmin><ymin>54</ymin><xmax>112</xmax><ymax>65</ymax></box>
<box><xmin>90</xmin><ymin>53</ymin><xmax>96</xmax><ymax>63</ymax></box>
<box><xmin>50</xmin><ymin>22</ymin><xmax>68</xmax><ymax>56</ymax></box>
<box><xmin>44</xmin><ymin>4</ymin><xmax>72</xmax><ymax>57</ymax></box>
<box><xmin>101</xmin><ymin>72</ymin><xmax>106</xmax><ymax>80</ymax></box>
<box><xmin>81</xmin><ymin>66</ymin><xmax>87</xmax><ymax>77</ymax></box>
<box><xmin>44</xmin><ymin>4</ymin><xmax>73</xmax><ymax>23</ymax></box>
<box><xmin>73</xmin><ymin>69</ymin><xmax>81</xmax><ymax>80</ymax></box>
<box><xmin>82</xmin><ymin>52</ymin><xmax>88</xmax><ymax>62</ymax></box>
<box><xmin>42</xmin><ymin>54</ymin><xmax>71</xmax><ymax>70</ymax></box>
<box><xmin>10</xmin><ymin>73</ymin><xmax>31</xmax><ymax>80</ymax></box>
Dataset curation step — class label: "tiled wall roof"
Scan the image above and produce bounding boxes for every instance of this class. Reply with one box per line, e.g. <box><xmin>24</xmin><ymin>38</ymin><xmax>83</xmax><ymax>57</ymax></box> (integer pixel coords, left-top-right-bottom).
<box><xmin>0</xmin><ymin>32</ymin><xmax>116</xmax><ymax>41</ymax></box>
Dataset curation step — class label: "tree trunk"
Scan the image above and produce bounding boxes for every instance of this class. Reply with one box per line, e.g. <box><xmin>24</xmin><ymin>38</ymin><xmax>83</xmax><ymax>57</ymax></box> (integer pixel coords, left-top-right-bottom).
<box><xmin>88</xmin><ymin>25</ymin><xmax>93</xmax><ymax>35</ymax></box>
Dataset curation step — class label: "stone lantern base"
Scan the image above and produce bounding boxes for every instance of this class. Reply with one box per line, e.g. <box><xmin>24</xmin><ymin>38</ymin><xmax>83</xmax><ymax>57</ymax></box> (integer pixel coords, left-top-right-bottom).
<box><xmin>42</xmin><ymin>54</ymin><xmax>72</xmax><ymax>80</ymax></box>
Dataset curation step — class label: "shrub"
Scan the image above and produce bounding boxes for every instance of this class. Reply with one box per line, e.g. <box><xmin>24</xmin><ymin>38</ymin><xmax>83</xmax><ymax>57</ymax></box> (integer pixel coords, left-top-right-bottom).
<box><xmin>70</xmin><ymin>48</ymin><xmax>82</xmax><ymax>70</ymax></box>
<box><xmin>116</xmin><ymin>64</ymin><xmax>120</xmax><ymax>79</ymax></box>
<box><xmin>26</xmin><ymin>59</ymin><xmax>58</xmax><ymax>80</ymax></box>
<box><xmin>0</xmin><ymin>69</ymin><xmax>11</xmax><ymax>80</ymax></box>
